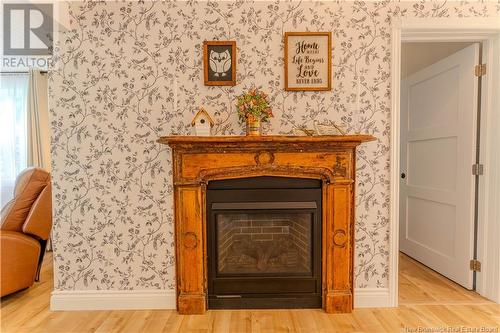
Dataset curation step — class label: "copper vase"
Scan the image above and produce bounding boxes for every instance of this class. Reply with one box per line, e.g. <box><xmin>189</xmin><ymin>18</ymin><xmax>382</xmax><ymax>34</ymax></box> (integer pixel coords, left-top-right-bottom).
<box><xmin>246</xmin><ymin>118</ymin><xmax>261</xmax><ymax>136</ymax></box>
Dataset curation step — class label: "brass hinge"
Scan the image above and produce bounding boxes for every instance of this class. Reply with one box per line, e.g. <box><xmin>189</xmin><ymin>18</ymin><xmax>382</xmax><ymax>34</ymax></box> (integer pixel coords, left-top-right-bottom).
<box><xmin>475</xmin><ymin>64</ymin><xmax>486</xmax><ymax>77</ymax></box>
<box><xmin>472</xmin><ymin>163</ymin><xmax>484</xmax><ymax>176</ymax></box>
<box><xmin>470</xmin><ymin>259</ymin><xmax>481</xmax><ymax>272</ymax></box>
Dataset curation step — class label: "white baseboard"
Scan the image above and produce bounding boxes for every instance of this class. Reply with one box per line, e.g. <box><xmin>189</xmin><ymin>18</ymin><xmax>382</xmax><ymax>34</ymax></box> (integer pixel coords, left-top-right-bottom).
<box><xmin>51</xmin><ymin>288</ymin><xmax>391</xmax><ymax>311</ymax></box>
<box><xmin>50</xmin><ymin>290</ymin><xmax>176</xmax><ymax>311</ymax></box>
<box><xmin>354</xmin><ymin>288</ymin><xmax>392</xmax><ymax>308</ymax></box>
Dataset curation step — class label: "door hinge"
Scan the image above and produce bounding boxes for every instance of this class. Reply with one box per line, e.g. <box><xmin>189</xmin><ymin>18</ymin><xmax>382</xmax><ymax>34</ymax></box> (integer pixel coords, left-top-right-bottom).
<box><xmin>475</xmin><ymin>64</ymin><xmax>486</xmax><ymax>77</ymax></box>
<box><xmin>470</xmin><ymin>259</ymin><xmax>481</xmax><ymax>272</ymax></box>
<box><xmin>472</xmin><ymin>163</ymin><xmax>484</xmax><ymax>176</ymax></box>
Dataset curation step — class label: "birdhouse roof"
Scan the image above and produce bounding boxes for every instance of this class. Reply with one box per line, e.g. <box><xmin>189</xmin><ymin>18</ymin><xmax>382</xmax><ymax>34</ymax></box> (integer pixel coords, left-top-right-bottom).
<box><xmin>191</xmin><ymin>108</ymin><xmax>215</xmax><ymax>126</ymax></box>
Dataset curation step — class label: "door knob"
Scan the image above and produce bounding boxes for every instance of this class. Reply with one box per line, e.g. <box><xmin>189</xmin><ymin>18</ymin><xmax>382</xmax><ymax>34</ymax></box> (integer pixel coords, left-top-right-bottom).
<box><xmin>401</xmin><ymin>173</ymin><xmax>406</xmax><ymax>179</ymax></box>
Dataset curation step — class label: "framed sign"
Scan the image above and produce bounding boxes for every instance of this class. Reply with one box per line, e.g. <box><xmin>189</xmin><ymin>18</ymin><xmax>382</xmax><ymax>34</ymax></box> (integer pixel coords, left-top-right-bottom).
<box><xmin>203</xmin><ymin>41</ymin><xmax>236</xmax><ymax>86</ymax></box>
<box><xmin>284</xmin><ymin>32</ymin><xmax>331</xmax><ymax>91</ymax></box>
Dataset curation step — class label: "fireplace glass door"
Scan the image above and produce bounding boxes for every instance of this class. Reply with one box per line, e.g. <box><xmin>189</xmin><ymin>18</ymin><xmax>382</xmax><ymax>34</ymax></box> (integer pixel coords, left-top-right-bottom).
<box><xmin>207</xmin><ymin>177</ymin><xmax>322</xmax><ymax>309</ymax></box>
<box><xmin>216</xmin><ymin>212</ymin><xmax>313</xmax><ymax>275</ymax></box>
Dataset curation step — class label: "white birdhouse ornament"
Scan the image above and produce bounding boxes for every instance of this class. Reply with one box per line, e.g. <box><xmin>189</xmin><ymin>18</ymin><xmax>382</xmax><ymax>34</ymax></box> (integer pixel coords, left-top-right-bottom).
<box><xmin>191</xmin><ymin>108</ymin><xmax>214</xmax><ymax>136</ymax></box>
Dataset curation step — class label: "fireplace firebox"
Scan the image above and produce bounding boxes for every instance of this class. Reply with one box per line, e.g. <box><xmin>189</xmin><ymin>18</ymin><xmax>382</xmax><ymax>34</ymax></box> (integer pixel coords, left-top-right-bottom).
<box><xmin>207</xmin><ymin>177</ymin><xmax>322</xmax><ymax>309</ymax></box>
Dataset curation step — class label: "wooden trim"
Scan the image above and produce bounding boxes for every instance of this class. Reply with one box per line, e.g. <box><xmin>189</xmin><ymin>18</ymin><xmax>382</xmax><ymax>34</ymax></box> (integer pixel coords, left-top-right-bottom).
<box><xmin>50</xmin><ymin>290</ymin><xmax>176</xmax><ymax>311</ymax></box>
<box><xmin>354</xmin><ymin>288</ymin><xmax>391</xmax><ymax>307</ymax></box>
<box><xmin>478</xmin><ymin>34</ymin><xmax>500</xmax><ymax>304</ymax></box>
<box><xmin>158</xmin><ymin>135</ymin><xmax>374</xmax><ymax>145</ymax></box>
<box><xmin>203</xmin><ymin>41</ymin><xmax>236</xmax><ymax>86</ymax></box>
<box><xmin>350</xmin><ymin>147</ymin><xmax>356</xmax><ymax>307</ymax></box>
<box><xmin>389</xmin><ymin>22</ymin><xmax>402</xmax><ymax>309</ymax></box>
<box><xmin>390</xmin><ymin>18</ymin><xmax>500</xmax><ymax>306</ymax></box>
<box><xmin>284</xmin><ymin>32</ymin><xmax>332</xmax><ymax>91</ymax></box>
<box><xmin>160</xmin><ymin>135</ymin><xmax>374</xmax><ymax>314</ymax></box>
<box><xmin>197</xmin><ymin>165</ymin><xmax>339</xmax><ymax>184</ymax></box>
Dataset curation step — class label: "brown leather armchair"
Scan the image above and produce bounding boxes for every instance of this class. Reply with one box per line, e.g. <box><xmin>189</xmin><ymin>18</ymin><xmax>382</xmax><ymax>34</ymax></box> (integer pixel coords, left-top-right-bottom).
<box><xmin>1</xmin><ymin>167</ymin><xmax>52</xmax><ymax>297</ymax></box>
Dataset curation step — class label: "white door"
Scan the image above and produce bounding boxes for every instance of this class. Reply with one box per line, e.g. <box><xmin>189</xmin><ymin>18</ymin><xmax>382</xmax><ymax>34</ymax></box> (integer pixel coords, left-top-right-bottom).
<box><xmin>400</xmin><ymin>43</ymin><xmax>480</xmax><ymax>289</ymax></box>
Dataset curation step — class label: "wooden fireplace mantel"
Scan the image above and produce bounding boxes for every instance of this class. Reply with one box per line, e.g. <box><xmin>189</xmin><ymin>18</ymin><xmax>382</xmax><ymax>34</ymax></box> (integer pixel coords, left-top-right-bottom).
<box><xmin>158</xmin><ymin>135</ymin><xmax>375</xmax><ymax>314</ymax></box>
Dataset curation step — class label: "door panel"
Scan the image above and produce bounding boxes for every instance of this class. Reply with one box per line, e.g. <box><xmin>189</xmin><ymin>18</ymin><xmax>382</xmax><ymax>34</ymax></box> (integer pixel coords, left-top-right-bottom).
<box><xmin>400</xmin><ymin>43</ymin><xmax>479</xmax><ymax>289</ymax></box>
<box><xmin>406</xmin><ymin>197</ymin><xmax>456</xmax><ymax>257</ymax></box>
<box><xmin>407</xmin><ymin>137</ymin><xmax>457</xmax><ymax>190</ymax></box>
<box><xmin>408</xmin><ymin>67</ymin><xmax>460</xmax><ymax>130</ymax></box>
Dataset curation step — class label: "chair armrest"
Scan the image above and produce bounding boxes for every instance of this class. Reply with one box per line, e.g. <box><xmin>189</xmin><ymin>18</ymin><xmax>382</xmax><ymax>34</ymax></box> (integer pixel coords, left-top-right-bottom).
<box><xmin>0</xmin><ymin>230</ymin><xmax>41</xmax><ymax>296</ymax></box>
<box><xmin>23</xmin><ymin>184</ymin><xmax>52</xmax><ymax>240</ymax></box>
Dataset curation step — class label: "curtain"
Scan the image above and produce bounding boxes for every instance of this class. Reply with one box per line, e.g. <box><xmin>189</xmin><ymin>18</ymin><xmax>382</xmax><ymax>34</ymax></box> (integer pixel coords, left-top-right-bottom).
<box><xmin>0</xmin><ymin>73</ymin><xmax>29</xmax><ymax>207</ymax></box>
<box><xmin>27</xmin><ymin>69</ymin><xmax>52</xmax><ymax>251</ymax></box>
<box><xmin>27</xmin><ymin>69</ymin><xmax>50</xmax><ymax>170</ymax></box>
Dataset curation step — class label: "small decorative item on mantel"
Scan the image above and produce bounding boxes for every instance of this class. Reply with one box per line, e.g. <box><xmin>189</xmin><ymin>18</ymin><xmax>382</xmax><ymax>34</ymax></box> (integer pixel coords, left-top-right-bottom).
<box><xmin>313</xmin><ymin>120</ymin><xmax>347</xmax><ymax>135</ymax></box>
<box><xmin>191</xmin><ymin>107</ymin><xmax>214</xmax><ymax>136</ymax></box>
<box><xmin>236</xmin><ymin>89</ymin><xmax>273</xmax><ymax>136</ymax></box>
<box><xmin>292</xmin><ymin>126</ymin><xmax>316</xmax><ymax>136</ymax></box>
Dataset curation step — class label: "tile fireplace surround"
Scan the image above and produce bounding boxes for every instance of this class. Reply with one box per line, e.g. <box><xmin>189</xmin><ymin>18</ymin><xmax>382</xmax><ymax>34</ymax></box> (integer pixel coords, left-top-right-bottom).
<box><xmin>158</xmin><ymin>135</ymin><xmax>374</xmax><ymax>314</ymax></box>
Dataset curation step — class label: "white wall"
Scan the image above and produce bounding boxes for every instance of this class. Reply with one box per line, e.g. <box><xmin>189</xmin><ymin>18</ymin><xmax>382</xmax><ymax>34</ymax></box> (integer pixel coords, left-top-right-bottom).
<box><xmin>402</xmin><ymin>42</ymin><xmax>473</xmax><ymax>78</ymax></box>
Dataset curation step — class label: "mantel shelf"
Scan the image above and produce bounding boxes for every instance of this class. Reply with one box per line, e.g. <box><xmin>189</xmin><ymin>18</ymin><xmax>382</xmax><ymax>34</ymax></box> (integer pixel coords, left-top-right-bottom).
<box><xmin>158</xmin><ymin>134</ymin><xmax>376</xmax><ymax>146</ymax></box>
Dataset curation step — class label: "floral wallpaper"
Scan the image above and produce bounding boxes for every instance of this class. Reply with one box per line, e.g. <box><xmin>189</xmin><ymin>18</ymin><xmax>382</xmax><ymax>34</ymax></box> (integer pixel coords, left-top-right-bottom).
<box><xmin>49</xmin><ymin>0</ymin><xmax>500</xmax><ymax>291</ymax></box>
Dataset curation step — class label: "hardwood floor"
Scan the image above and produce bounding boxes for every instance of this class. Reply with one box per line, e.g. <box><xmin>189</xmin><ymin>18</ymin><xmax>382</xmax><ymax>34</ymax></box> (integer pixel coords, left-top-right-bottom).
<box><xmin>1</xmin><ymin>252</ymin><xmax>498</xmax><ymax>332</ymax></box>
<box><xmin>399</xmin><ymin>252</ymin><xmax>491</xmax><ymax>305</ymax></box>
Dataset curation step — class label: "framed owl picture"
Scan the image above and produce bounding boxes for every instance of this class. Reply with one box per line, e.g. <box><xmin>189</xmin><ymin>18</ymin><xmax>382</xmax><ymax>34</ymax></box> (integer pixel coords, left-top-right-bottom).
<box><xmin>203</xmin><ymin>41</ymin><xmax>236</xmax><ymax>86</ymax></box>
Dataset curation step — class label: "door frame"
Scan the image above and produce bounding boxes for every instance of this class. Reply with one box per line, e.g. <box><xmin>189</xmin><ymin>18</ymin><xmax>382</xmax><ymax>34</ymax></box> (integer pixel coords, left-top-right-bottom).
<box><xmin>390</xmin><ymin>17</ymin><xmax>500</xmax><ymax>306</ymax></box>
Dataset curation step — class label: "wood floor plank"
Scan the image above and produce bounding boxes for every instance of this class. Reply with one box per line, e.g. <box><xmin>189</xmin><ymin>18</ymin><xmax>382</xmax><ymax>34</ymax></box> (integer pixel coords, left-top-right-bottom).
<box><xmin>1</xmin><ymin>252</ymin><xmax>498</xmax><ymax>333</ymax></box>
<box><xmin>398</xmin><ymin>253</ymin><xmax>490</xmax><ymax>305</ymax></box>
<box><xmin>372</xmin><ymin>308</ymin><xmax>405</xmax><ymax>332</ymax></box>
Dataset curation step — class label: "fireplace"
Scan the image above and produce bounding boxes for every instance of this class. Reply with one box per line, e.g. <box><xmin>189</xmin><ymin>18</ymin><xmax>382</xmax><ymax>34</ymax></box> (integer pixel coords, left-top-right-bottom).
<box><xmin>207</xmin><ymin>177</ymin><xmax>322</xmax><ymax>309</ymax></box>
<box><xmin>158</xmin><ymin>134</ymin><xmax>374</xmax><ymax>314</ymax></box>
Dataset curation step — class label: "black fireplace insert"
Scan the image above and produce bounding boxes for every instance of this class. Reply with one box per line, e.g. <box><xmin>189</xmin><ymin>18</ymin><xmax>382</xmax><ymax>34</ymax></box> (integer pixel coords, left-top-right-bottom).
<box><xmin>207</xmin><ymin>176</ymin><xmax>322</xmax><ymax>309</ymax></box>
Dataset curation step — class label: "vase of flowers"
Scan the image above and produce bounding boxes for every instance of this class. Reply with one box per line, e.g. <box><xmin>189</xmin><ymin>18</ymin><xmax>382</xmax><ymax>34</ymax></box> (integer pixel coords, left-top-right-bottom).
<box><xmin>236</xmin><ymin>89</ymin><xmax>273</xmax><ymax>136</ymax></box>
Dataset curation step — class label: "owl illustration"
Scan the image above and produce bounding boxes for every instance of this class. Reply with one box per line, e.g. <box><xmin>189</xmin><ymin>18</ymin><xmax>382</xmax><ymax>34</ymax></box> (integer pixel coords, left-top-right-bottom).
<box><xmin>209</xmin><ymin>50</ymin><xmax>231</xmax><ymax>77</ymax></box>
